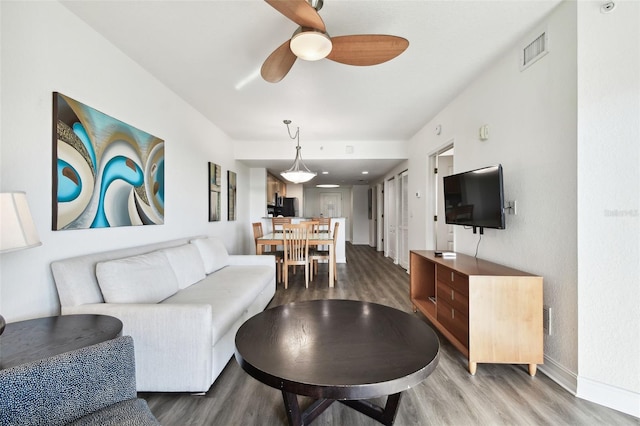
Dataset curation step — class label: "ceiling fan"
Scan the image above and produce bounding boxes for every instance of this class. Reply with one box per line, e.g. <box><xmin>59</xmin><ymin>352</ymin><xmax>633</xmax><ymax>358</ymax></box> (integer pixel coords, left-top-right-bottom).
<box><xmin>261</xmin><ymin>0</ymin><xmax>409</xmax><ymax>83</ymax></box>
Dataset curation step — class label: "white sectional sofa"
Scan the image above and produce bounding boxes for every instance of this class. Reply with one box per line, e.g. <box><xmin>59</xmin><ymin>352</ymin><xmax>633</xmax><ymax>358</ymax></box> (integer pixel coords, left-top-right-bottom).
<box><xmin>51</xmin><ymin>236</ymin><xmax>276</xmax><ymax>393</ymax></box>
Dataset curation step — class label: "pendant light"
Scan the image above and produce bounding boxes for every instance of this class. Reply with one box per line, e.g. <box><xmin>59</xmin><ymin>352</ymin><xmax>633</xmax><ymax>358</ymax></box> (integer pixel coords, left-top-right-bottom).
<box><xmin>280</xmin><ymin>120</ymin><xmax>316</xmax><ymax>184</ymax></box>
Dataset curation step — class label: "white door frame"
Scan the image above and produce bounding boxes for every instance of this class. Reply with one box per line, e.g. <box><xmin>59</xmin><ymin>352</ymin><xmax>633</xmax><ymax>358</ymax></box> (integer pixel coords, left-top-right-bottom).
<box><xmin>399</xmin><ymin>170</ymin><xmax>409</xmax><ymax>269</ymax></box>
<box><xmin>376</xmin><ymin>184</ymin><xmax>384</xmax><ymax>251</ymax></box>
<box><xmin>384</xmin><ymin>176</ymin><xmax>397</xmax><ymax>263</ymax></box>
<box><xmin>430</xmin><ymin>142</ymin><xmax>455</xmax><ymax>250</ymax></box>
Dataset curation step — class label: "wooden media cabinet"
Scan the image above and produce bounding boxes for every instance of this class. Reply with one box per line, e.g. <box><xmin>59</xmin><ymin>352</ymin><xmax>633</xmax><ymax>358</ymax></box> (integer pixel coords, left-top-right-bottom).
<box><xmin>410</xmin><ymin>250</ymin><xmax>543</xmax><ymax>376</ymax></box>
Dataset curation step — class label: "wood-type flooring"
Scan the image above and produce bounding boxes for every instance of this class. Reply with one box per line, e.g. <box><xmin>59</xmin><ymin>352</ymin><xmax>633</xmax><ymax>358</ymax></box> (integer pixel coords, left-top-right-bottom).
<box><xmin>141</xmin><ymin>244</ymin><xmax>638</xmax><ymax>425</ymax></box>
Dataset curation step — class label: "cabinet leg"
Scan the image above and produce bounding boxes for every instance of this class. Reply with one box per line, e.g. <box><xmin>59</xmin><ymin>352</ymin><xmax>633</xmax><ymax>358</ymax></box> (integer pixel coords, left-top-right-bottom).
<box><xmin>528</xmin><ymin>364</ymin><xmax>537</xmax><ymax>376</ymax></box>
<box><xmin>468</xmin><ymin>361</ymin><xmax>477</xmax><ymax>375</ymax></box>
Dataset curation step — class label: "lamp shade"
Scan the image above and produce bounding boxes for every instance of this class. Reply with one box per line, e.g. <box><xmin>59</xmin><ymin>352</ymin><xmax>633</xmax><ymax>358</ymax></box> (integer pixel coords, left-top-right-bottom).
<box><xmin>281</xmin><ymin>145</ymin><xmax>316</xmax><ymax>184</ymax></box>
<box><xmin>290</xmin><ymin>30</ymin><xmax>332</xmax><ymax>61</ymax></box>
<box><xmin>281</xmin><ymin>170</ymin><xmax>317</xmax><ymax>184</ymax></box>
<box><xmin>0</xmin><ymin>192</ymin><xmax>42</xmax><ymax>253</ymax></box>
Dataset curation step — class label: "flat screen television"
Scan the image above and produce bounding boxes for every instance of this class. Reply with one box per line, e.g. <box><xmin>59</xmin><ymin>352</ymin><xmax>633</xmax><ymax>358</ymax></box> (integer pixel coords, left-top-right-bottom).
<box><xmin>443</xmin><ymin>165</ymin><xmax>505</xmax><ymax>232</ymax></box>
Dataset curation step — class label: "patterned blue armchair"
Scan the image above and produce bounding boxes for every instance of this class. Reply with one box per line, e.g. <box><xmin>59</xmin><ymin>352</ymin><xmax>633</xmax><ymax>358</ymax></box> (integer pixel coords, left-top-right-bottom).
<box><xmin>0</xmin><ymin>335</ymin><xmax>160</xmax><ymax>426</ymax></box>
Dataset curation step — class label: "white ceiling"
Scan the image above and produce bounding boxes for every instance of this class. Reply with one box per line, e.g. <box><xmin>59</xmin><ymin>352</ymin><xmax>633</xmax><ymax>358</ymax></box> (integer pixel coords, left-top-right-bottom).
<box><xmin>61</xmin><ymin>0</ymin><xmax>561</xmax><ymax>186</ymax></box>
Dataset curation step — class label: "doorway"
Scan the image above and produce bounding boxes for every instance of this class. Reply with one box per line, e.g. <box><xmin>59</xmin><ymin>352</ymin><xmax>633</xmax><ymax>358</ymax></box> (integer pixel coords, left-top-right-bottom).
<box><xmin>399</xmin><ymin>170</ymin><xmax>409</xmax><ymax>269</ymax></box>
<box><xmin>376</xmin><ymin>184</ymin><xmax>384</xmax><ymax>252</ymax></box>
<box><xmin>432</xmin><ymin>144</ymin><xmax>454</xmax><ymax>251</ymax></box>
<box><xmin>384</xmin><ymin>177</ymin><xmax>397</xmax><ymax>261</ymax></box>
<box><xmin>319</xmin><ymin>192</ymin><xmax>342</xmax><ymax>217</ymax></box>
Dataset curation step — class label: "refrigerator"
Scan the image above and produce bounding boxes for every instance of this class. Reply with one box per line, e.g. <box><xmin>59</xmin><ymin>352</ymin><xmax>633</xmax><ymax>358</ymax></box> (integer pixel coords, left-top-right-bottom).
<box><xmin>281</xmin><ymin>197</ymin><xmax>298</xmax><ymax>217</ymax></box>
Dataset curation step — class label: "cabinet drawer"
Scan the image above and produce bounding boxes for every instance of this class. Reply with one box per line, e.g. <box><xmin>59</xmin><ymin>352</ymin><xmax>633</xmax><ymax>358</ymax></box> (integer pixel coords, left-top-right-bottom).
<box><xmin>437</xmin><ymin>298</ymin><xmax>468</xmax><ymax>347</ymax></box>
<box><xmin>436</xmin><ymin>264</ymin><xmax>469</xmax><ymax>296</ymax></box>
<box><xmin>437</xmin><ymin>280</ymin><xmax>468</xmax><ymax>314</ymax></box>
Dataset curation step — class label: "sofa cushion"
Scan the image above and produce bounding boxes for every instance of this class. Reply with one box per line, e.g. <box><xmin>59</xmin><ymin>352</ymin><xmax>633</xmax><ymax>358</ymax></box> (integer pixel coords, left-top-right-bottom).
<box><xmin>191</xmin><ymin>237</ymin><xmax>229</xmax><ymax>274</ymax></box>
<box><xmin>159</xmin><ymin>244</ymin><xmax>206</xmax><ymax>290</ymax></box>
<box><xmin>161</xmin><ymin>264</ymin><xmax>274</xmax><ymax>345</ymax></box>
<box><xmin>96</xmin><ymin>251</ymin><xmax>179</xmax><ymax>304</ymax></box>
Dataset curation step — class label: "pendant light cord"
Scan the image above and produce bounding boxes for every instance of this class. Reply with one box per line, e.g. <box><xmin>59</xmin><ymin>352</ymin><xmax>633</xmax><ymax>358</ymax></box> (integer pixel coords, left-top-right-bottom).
<box><xmin>284</xmin><ymin>120</ymin><xmax>300</xmax><ymax>146</ymax></box>
<box><xmin>280</xmin><ymin>119</ymin><xmax>316</xmax><ymax>183</ymax></box>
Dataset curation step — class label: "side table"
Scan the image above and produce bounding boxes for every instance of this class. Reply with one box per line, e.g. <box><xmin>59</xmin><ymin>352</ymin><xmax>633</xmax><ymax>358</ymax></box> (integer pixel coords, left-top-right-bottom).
<box><xmin>0</xmin><ymin>314</ymin><xmax>123</xmax><ymax>369</ymax></box>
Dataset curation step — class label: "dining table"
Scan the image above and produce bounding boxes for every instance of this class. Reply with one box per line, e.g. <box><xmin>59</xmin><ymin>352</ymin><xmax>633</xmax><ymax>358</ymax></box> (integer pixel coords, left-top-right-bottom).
<box><xmin>257</xmin><ymin>231</ymin><xmax>336</xmax><ymax>287</ymax></box>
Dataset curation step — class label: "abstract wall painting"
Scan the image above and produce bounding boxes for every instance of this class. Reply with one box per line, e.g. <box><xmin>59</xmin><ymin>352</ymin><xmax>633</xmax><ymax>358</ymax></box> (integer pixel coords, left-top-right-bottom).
<box><xmin>227</xmin><ymin>170</ymin><xmax>237</xmax><ymax>221</ymax></box>
<box><xmin>209</xmin><ymin>162</ymin><xmax>221</xmax><ymax>222</ymax></box>
<box><xmin>52</xmin><ymin>93</ymin><xmax>164</xmax><ymax>230</ymax></box>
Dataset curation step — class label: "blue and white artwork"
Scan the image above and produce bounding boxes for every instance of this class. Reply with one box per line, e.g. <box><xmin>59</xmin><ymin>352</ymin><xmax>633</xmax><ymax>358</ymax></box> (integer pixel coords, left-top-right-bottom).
<box><xmin>53</xmin><ymin>93</ymin><xmax>164</xmax><ymax>230</ymax></box>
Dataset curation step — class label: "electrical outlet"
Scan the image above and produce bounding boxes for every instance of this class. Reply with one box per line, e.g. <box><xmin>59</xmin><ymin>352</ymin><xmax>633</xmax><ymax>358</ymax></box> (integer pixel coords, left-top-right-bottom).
<box><xmin>543</xmin><ymin>305</ymin><xmax>552</xmax><ymax>335</ymax></box>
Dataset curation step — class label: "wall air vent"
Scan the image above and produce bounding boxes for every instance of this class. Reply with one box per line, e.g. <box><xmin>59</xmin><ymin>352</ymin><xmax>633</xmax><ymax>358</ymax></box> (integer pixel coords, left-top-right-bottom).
<box><xmin>520</xmin><ymin>31</ymin><xmax>548</xmax><ymax>71</ymax></box>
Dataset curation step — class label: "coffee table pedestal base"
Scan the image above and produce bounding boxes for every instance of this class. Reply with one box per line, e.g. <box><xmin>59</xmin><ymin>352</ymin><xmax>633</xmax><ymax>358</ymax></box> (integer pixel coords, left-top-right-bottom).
<box><xmin>282</xmin><ymin>391</ymin><xmax>403</xmax><ymax>426</ymax></box>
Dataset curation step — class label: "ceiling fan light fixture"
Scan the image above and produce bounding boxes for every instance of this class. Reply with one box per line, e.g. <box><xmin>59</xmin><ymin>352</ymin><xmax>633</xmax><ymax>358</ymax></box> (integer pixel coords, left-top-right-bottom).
<box><xmin>290</xmin><ymin>29</ymin><xmax>332</xmax><ymax>61</ymax></box>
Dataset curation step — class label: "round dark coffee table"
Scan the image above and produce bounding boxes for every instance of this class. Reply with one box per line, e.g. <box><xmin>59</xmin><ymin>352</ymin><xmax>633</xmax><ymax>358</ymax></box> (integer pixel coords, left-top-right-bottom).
<box><xmin>235</xmin><ymin>299</ymin><xmax>440</xmax><ymax>426</ymax></box>
<box><xmin>0</xmin><ymin>314</ymin><xmax>123</xmax><ymax>370</ymax></box>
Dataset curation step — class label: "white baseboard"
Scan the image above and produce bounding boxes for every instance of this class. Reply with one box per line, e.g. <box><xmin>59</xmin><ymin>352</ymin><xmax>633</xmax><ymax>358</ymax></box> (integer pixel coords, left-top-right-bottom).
<box><xmin>577</xmin><ymin>377</ymin><xmax>640</xmax><ymax>418</ymax></box>
<box><xmin>539</xmin><ymin>355</ymin><xmax>640</xmax><ymax>418</ymax></box>
<box><xmin>539</xmin><ymin>354</ymin><xmax>577</xmax><ymax>395</ymax></box>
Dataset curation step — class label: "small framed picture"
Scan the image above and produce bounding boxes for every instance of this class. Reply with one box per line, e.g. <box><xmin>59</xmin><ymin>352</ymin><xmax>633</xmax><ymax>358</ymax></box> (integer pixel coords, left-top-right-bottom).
<box><xmin>208</xmin><ymin>162</ymin><xmax>221</xmax><ymax>222</ymax></box>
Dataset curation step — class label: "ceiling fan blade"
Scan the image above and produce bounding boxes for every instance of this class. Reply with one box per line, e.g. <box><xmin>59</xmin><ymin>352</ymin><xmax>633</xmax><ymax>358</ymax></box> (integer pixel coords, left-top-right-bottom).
<box><xmin>265</xmin><ymin>0</ymin><xmax>326</xmax><ymax>32</ymax></box>
<box><xmin>261</xmin><ymin>40</ymin><xmax>297</xmax><ymax>83</ymax></box>
<box><xmin>326</xmin><ymin>35</ymin><xmax>409</xmax><ymax>66</ymax></box>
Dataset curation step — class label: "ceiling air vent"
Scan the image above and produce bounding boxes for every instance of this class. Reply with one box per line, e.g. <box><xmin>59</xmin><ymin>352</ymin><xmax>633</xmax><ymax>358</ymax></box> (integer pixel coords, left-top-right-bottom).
<box><xmin>520</xmin><ymin>31</ymin><xmax>548</xmax><ymax>71</ymax></box>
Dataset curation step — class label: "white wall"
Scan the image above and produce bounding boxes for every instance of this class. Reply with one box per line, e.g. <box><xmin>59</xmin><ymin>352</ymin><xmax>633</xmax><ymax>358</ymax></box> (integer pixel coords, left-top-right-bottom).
<box><xmin>406</xmin><ymin>0</ymin><xmax>639</xmax><ymax>416</ymax></box>
<box><xmin>249</xmin><ymin>167</ymin><xmax>267</xmax><ymax>223</ymax></box>
<box><xmin>0</xmin><ymin>1</ymin><xmax>250</xmax><ymax>321</ymax></box>
<box><xmin>303</xmin><ymin>186</ymin><xmax>352</xmax><ymax>241</ymax></box>
<box><xmin>351</xmin><ymin>185</ymin><xmax>369</xmax><ymax>244</ymax></box>
<box><xmin>409</xmin><ymin>0</ymin><xmax>579</xmax><ymax>388</ymax></box>
<box><xmin>576</xmin><ymin>0</ymin><xmax>640</xmax><ymax>416</ymax></box>
<box><xmin>235</xmin><ymin>138</ymin><xmax>407</xmax><ymax>162</ymax></box>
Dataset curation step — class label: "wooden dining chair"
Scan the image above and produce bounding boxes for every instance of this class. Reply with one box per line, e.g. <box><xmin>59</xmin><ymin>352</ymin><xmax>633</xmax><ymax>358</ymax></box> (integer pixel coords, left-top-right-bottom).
<box><xmin>311</xmin><ymin>217</ymin><xmax>331</xmax><ymax>231</ymax></box>
<box><xmin>271</xmin><ymin>217</ymin><xmax>292</xmax><ymax>254</ymax></box>
<box><xmin>311</xmin><ymin>217</ymin><xmax>331</xmax><ymax>252</ymax></box>
<box><xmin>271</xmin><ymin>217</ymin><xmax>292</xmax><ymax>233</ymax></box>
<box><xmin>309</xmin><ymin>222</ymin><xmax>339</xmax><ymax>283</ymax></box>
<box><xmin>252</xmin><ymin>222</ymin><xmax>283</xmax><ymax>283</ymax></box>
<box><xmin>304</xmin><ymin>220</ymin><xmax>320</xmax><ymax>229</ymax></box>
<box><xmin>306</xmin><ymin>221</ymin><xmax>321</xmax><ymax>281</ymax></box>
<box><xmin>282</xmin><ymin>223</ymin><xmax>311</xmax><ymax>289</ymax></box>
